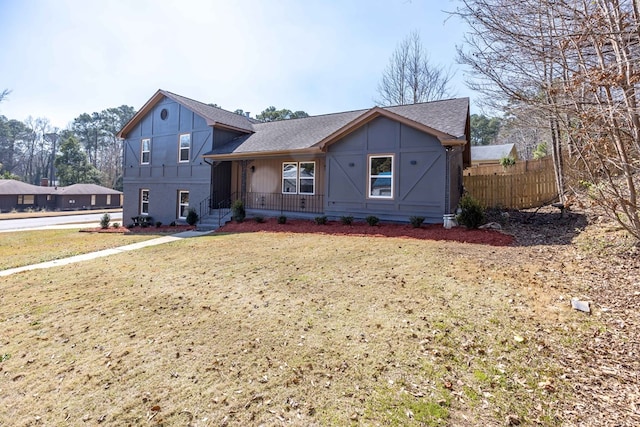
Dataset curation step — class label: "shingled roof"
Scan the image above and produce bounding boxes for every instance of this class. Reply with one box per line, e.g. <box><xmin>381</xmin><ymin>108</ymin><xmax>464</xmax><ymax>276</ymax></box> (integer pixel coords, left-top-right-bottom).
<box><xmin>117</xmin><ymin>89</ymin><xmax>257</xmax><ymax>138</ymax></box>
<box><xmin>0</xmin><ymin>180</ymin><xmax>122</xmax><ymax>196</ymax></box>
<box><xmin>204</xmin><ymin>97</ymin><xmax>469</xmax><ymax>159</ymax></box>
<box><xmin>0</xmin><ymin>179</ymin><xmax>52</xmax><ymax>194</ymax></box>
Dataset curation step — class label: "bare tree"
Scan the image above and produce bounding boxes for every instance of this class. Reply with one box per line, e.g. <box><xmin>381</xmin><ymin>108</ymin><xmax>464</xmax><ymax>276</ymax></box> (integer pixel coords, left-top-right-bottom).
<box><xmin>0</xmin><ymin>89</ymin><xmax>10</xmax><ymax>103</ymax></box>
<box><xmin>376</xmin><ymin>31</ymin><xmax>455</xmax><ymax>106</ymax></box>
<box><xmin>453</xmin><ymin>0</ymin><xmax>640</xmax><ymax>240</ymax></box>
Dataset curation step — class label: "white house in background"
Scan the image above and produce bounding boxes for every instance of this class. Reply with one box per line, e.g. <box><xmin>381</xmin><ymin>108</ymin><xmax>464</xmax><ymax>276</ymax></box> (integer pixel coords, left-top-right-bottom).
<box><xmin>470</xmin><ymin>143</ymin><xmax>518</xmax><ymax>166</ymax></box>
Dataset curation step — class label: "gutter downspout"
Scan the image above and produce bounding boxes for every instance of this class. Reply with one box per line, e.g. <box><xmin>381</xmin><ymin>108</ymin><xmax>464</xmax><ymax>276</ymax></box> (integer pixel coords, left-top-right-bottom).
<box><xmin>444</xmin><ymin>147</ymin><xmax>451</xmax><ymax>215</ymax></box>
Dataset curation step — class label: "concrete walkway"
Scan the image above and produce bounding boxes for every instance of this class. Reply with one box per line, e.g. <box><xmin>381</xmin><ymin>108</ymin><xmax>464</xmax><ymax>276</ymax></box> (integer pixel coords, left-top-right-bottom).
<box><xmin>0</xmin><ymin>230</ymin><xmax>212</xmax><ymax>277</ymax></box>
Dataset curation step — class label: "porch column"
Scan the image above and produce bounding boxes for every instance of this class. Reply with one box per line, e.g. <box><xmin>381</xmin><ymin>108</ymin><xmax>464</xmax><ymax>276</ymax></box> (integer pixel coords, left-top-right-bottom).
<box><xmin>240</xmin><ymin>160</ymin><xmax>248</xmax><ymax>203</ymax></box>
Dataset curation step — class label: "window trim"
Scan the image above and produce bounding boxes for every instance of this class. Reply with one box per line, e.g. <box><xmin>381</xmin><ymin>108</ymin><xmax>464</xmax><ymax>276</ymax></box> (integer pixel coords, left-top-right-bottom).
<box><xmin>18</xmin><ymin>194</ymin><xmax>35</xmax><ymax>204</ymax></box>
<box><xmin>281</xmin><ymin>161</ymin><xmax>315</xmax><ymax>195</ymax></box>
<box><xmin>140</xmin><ymin>189</ymin><xmax>150</xmax><ymax>215</ymax></box>
<box><xmin>178</xmin><ymin>190</ymin><xmax>189</xmax><ymax>219</ymax></box>
<box><xmin>367</xmin><ymin>154</ymin><xmax>394</xmax><ymax>199</ymax></box>
<box><xmin>141</xmin><ymin>138</ymin><xmax>151</xmax><ymax>165</ymax></box>
<box><xmin>179</xmin><ymin>133</ymin><xmax>191</xmax><ymax>163</ymax></box>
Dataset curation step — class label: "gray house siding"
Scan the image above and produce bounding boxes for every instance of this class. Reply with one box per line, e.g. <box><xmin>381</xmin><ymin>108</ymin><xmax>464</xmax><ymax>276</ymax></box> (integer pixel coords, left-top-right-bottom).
<box><xmin>122</xmin><ymin>96</ymin><xmax>213</xmax><ymax>225</ymax></box>
<box><xmin>325</xmin><ymin>117</ymin><xmax>448</xmax><ymax>223</ymax></box>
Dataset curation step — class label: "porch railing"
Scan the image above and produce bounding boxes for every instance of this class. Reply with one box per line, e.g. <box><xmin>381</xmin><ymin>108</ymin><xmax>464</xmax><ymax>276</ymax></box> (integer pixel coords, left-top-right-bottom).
<box><xmin>238</xmin><ymin>192</ymin><xmax>324</xmax><ymax>214</ymax></box>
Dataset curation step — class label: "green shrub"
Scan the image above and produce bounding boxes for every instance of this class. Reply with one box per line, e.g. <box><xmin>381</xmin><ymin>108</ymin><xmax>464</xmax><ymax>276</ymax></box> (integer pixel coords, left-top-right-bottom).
<box><xmin>314</xmin><ymin>215</ymin><xmax>328</xmax><ymax>225</ymax></box>
<box><xmin>100</xmin><ymin>213</ymin><xmax>111</xmax><ymax>229</ymax></box>
<box><xmin>277</xmin><ymin>215</ymin><xmax>287</xmax><ymax>224</ymax></box>
<box><xmin>409</xmin><ymin>216</ymin><xmax>425</xmax><ymax>228</ymax></box>
<box><xmin>231</xmin><ymin>199</ymin><xmax>246</xmax><ymax>223</ymax></box>
<box><xmin>255</xmin><ymin>215</ymin><xmax>265</xmax><ymax>223</ymax></box>
<box><xmin>341</xmin><ymin>216</ymin><xmax>354</xmax><ymax>225</ymax></box>
<box><xmin>365</xmin><ymin>215</ymin><xmax>379</xmax><ymax>226</ymax></box>
<box><xmin>186</xmin><ymin>208</ymin><xmax>199</xmax><ymax>226</ymax></box>
<box><xmin>112</xmin><ymin>222</ymin><xmax>120</xmax><ymax>228</ymax></box>
<box><xmin>499</xmin><ymin>156</ymin><xmax>516</xmax><ymax>168</ymax></box>
<box><xmin>456</xmin><ymin>194</ymin><xmax>485</xmax><ymax>229</ymax></box>
<box><xmin>155</xmin><ymin>221</ymin><xmax>162</xmax><ymax>228</ymax></box>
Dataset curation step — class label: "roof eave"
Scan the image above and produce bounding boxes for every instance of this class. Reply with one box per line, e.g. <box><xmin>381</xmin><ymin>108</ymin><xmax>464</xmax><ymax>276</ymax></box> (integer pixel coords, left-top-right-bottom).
<box><xmin>202</xmin><ymin>147</ymin><xmax>322</xmax><ymax>161</ymax></box>
<box><xmin>207</xmin><ymin>120</ymin><xmax>254</xmax><ymax>135</ymax></box>
<box><xmin>117</xmin><ymin>89</ymin><xmax>165</xmax><ymax>138</ymax></box>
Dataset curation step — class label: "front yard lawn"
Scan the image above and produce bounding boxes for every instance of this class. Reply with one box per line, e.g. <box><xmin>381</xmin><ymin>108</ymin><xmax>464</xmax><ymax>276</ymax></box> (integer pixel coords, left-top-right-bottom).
<box><xmin>0</xmin><ymin>229</ymin><xmax>156</xmax><ymax>270</ymax></box>
<box><xmin>1</xmin><ymin>230</ymin><xmax>626</xmax><ymax>426</ymax></box>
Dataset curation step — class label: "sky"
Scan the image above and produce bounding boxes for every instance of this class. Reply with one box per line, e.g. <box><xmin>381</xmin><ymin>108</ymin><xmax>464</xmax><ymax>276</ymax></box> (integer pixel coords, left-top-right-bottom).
<box><xmin>0</xmin><ymin>0</ymin><xmax>475</xmax><ymax>130</ymax></box>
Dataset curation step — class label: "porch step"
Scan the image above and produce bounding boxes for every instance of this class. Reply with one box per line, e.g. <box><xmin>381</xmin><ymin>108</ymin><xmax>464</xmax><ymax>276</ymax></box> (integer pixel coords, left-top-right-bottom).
<box><xmin>196</xmin><ymin>210</ymin><xmax>231</xmax><ymax>231</ymax></box>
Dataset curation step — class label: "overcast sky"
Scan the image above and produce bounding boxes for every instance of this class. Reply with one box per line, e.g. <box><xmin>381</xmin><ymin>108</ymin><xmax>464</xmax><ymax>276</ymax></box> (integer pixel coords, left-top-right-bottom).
<box><xmin>0</xmin><ymin>0</ymin><xmax>475</xmax><ymax>130</ymax></box>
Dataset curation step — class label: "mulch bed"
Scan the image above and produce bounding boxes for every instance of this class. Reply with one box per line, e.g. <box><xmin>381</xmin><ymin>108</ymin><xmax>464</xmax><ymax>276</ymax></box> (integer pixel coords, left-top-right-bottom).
<box><xmin>217</xmin><ymin>218</ymin><xmax>514</xmax><ymax>246</ymax></box>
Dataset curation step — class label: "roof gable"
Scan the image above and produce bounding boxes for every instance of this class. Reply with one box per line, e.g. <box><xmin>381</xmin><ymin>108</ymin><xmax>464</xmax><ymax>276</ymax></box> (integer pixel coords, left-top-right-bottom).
<box><xmin>117</xmin><ymin>89</ymin><xmax>256</xmax><ymax>138</ymax></box>
<box><xmin>204</xmin><ymin>98</ymin><xmax>469</xmax><ymax>159</ymax></box>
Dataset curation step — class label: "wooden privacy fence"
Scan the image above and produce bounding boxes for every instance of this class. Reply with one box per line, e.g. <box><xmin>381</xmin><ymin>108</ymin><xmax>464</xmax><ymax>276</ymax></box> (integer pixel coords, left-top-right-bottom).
<box><xmin>463</xmin><ymin>157</ymin><xmax>558</xmax><ymax>209</ymax></box>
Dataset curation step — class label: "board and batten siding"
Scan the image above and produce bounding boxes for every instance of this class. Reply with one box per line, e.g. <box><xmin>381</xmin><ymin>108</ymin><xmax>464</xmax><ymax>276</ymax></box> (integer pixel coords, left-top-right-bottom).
<box><xmin>229</xmin><ymin>157</ymin><xmax>326</xmax><ymax>195</ymax></box>
<box><xmin>122</xmin><ymin>96</ymin><xmax>212</xmax><ymax>225</ymax></box>
<box><xmin>325</xmin><ymin>116</ymin><xmax>451</xmax><ymax>223</ymax></box>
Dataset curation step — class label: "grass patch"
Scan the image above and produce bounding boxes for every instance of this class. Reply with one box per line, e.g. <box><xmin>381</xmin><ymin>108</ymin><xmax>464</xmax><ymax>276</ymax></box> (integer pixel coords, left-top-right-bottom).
<box><xmin>0</xmin><ymin>232</ymin><xmax>592</xmax><ymax>425</ymax></box>
<box><xmin>0</xmin><ymin>229</ymin><xmax>155</xmax><ymax>270</ymax></box>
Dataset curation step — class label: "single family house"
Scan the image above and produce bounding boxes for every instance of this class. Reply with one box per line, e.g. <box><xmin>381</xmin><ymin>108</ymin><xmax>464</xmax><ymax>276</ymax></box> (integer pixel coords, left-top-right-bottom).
<box><xmin>117</xmin><ymin>90</ymin><xmax>471</xmax><ymax>227</ymax></box>
<box><xmin>0</xmin><ymin>180</ymin><xmax>123</xmax><ymax>212</ymax></box>
<box><xmin>470</xmin><ymin>143</ymin><xmax>518</xmax><ymax>166</ymax></box>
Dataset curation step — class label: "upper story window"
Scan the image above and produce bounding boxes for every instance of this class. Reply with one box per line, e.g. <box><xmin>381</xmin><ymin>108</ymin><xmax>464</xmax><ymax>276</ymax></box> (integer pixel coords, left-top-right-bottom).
<box><xmin>368</xmin><ymin>155</ymin><xmax>394</xmax><ymax>199</ymax></box>
<box><xmin>141</xmin><ymin>138</ymin><xmax>151</xmax><ymax>164</ymax></box>
<box><xmin>282</xmin><ymin>161</ymin><xmax>315</xmax><ymax>195</ymax></box>
<box><xmin>179</xmin><ymin>133</ymin><xmax>191</xmax><ymax>163</ymax></box>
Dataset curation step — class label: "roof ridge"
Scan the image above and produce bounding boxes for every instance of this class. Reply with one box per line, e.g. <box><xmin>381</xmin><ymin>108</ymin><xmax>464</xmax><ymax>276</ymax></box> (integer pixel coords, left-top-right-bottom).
<box><xmin>160</xmin><ymin>89</ymin><xmax>243</xmax><ymax>116</ymax></box>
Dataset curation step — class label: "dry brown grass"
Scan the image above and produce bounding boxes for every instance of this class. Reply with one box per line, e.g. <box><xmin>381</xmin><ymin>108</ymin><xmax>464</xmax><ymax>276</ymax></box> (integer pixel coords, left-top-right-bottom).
<box><xmin>0</xmin><ymin>230</ymin><xmax>598</xmax><ymax>426</ymax></box>
<box><xmin>0</xmin><ymin>229</ymin><xmax>156</xmax><ymax>270</ymax></box>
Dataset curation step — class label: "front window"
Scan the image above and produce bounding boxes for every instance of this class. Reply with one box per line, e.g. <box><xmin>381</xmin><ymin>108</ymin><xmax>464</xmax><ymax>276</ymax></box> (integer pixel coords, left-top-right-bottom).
<box><xmin>18</xmin><ymin>195</ymin><xmax>35</xmax><ymax>204</ymax></box>
<box><xmin>106</xmin><ymin>194</ymin><xmax>111</xmax><ymax>205</ymax></box>
<box><xmin>368</xmin><ymin>155</ymin><xmax>393</xmax><ymax>199</ymax></box>
<box><xmin>91</xmin><ymin>195</ymin><xmax>96</xmax><ymax>206</ymax></box>
<box><xmin>178</xmin><ymin>191</ymin><xmax>189</xmax><ymax>219</ymax></box>
<box><xmin>140</xmin><ymin>189</ymin><xmax>149</xmax><ymax>215</ymax></box>
<box><xmin>141</xmin><ymin>138</ymin><xmax>151</xmax><ymax>164</ymax></box>
<box><xmin>282</xmin><ymin>161</ymin><xmax>315</xmax><ymax>195</ymax></box>
<box><xmin>179</xmin><ymin>134</ymin><xmax>190</xmax><ymax>162</ymax></box>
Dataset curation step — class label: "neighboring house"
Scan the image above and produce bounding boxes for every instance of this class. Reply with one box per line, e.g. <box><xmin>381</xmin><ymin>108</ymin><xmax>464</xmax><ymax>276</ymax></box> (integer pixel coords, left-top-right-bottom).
<box><xmin>470</xmin><ymin>143</ymin><xmax>518</xmax><ymax>166</ymax></box>
<box><xmin>117</xmin><ymin>89</ymin><xmax>471</xmax><ymax>226</ymax></box>
<box><xmin>0</xmin><ymin>180</ymin><xmax>123</xmax><ymax>212</ymax></box>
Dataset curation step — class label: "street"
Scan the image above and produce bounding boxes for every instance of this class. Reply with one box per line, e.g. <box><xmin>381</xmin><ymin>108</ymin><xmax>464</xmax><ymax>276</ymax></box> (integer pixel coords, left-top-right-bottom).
<box><xmin>0</xmin><ymin>212</ymin><xmax>123</xmax><ymax>232</ymax></box>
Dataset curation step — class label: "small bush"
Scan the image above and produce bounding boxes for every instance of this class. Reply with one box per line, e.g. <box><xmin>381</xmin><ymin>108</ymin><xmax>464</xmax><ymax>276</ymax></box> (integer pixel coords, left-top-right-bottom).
<box><xmin>409</xmin><ymin>216</ymin><xmax>425</xmax><ymax>228</ymax></box>
<box><xmin>255</xmin><ymin>216</ymin><xmax>265</xmax><ymax>223</ymax></box>
<box><xmin>186</xmin><ymin>208</ymin><xmax>199</xmax><ymax>226</ymax></box>
<box><xmin>100</xmin><ymin>213</ymin><xmax>111</xmax><ymax>229</ymax></box>
<box><xmin>499</xmin><ymin>156</ymin><xmax>516</xmax><ymax>168</ymax></box>
<box><xmin>314</xmin><ymin>215</ymin><xmax>328</xmax><ymax>225</ymax></box>
<box><xmin>277</xmin><ymin>215</ymin><xmax>287</xmax><ymax>224</ymax></box>
<box><xmin>231</xmin><ymin>199</ymin><xmax>246</xmax><ymax>223</ymax></box>
<box><xmin>341</xmin><ymin>216</ymin><xmax>354</xmax><ymax>225</ymax></box>
<box><xmin>365</xmin><ymin>215</ymin><xmax>379</xmax><ymax>226</ymax></box>
<box><xmin>112</xmin><ymin>222</ymin><xmax>120</xmax><ymax>228</ymax></box>
<box><xmin>456</xmin><ymin>194</ymin><xmax>485</xmax><ymax>229</ymax></box>
<box><xmin>154</xmin><ymin>221</ymin><xmax>162</xmax><ymax>228</ymax></box>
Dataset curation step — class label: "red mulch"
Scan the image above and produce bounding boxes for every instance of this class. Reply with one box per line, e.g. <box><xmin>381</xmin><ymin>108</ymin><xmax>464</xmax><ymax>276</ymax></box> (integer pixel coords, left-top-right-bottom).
<box><xmin>218</xmin><ymin>218</ymin><xmax>514</xmax><ymax>246</ymax></box>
